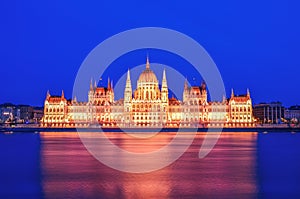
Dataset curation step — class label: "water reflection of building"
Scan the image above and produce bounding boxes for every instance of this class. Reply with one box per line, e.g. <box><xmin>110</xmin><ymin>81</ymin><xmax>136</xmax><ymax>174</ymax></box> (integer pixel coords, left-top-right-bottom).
<box><xmin>41</xmin><ymin>57</ymin><xmax>254</xmax><ymax>128</ymax></box>
<box><xmin>40</xmin><ymin>132</ymin><xmax>172</xmax><ymax>198</ymax></box>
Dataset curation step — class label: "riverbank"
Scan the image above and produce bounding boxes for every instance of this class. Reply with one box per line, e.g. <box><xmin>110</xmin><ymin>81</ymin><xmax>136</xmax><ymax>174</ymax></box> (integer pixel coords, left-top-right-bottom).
<box><xmin>1</xmin><ymin>126</ymin><xmax>299</xmax><ymax>133</ymax></box>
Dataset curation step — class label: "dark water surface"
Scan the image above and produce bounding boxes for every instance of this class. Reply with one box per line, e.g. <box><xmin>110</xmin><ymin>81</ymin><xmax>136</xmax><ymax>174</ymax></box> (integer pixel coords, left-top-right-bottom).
<box><xmin>0</xmin><ymin>132</ymin><xmax>299</xmax><ymax>199</ymax></box>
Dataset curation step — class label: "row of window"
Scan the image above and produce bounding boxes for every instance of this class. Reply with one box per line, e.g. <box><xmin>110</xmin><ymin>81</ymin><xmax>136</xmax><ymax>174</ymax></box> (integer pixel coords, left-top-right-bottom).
<box><xmin>132</xmin><ymin>104</ymin><xmax>162</xmax><ymax>109</ymax></box>
<box><xmin>46</xmin><ymin>108</ymin><xmax>64</xmax><ymax>113</ymax></box>
<box><xmin>231</xmin><ymin>116</ymin><xmax>252</xmax><ymax>120</ymax></box>
<box><xmin>132</xmin><ymin>116</ymin><xmax>165</xmax><ymax>120</ymax></box>
<box><xmin>231</xmin><ymin>107</ymin><xmax>251</xmax><ymax>112</ymax></box>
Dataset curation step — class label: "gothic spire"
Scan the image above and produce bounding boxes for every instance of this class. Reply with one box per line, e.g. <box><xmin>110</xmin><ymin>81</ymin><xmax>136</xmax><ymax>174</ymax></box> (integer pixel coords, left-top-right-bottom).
<box><xmin>162</xmin><ymin>68</ymin><xmax>168</xmax><ymax>89</ymax></box>
<box><xmin>247</xmin><ymin>88</ymin><xmax>250</xmax><ymax>97</ymax></box>
<box><xmin>125</xmin><ymin>69</ymin><xmax>132</xmax><ymax>90</ymax></box>
<box><xmin>46</xmin><ymin>90</ymin><xmax>50</xmax><ymax>99</ymax></box>
<box><xmin>126</xmin><ymin>69</ymin><xmax>131</xmax><ymax>81</ymax></box>
<box><xmin>184</xmin><ymin>78</ymin><xmax>188</xmax><ymax>90</ymax></box>
<box><xmin>108</xmin><ymin>77</ymin><xmax>111</xmax><ymax>90</ymax></box>
<box><xmin>124</xmin><ymin>69</ymin><xmax>132</xmax><ymax>102</ymax></box>
<box><xmin>231</xmin><ymin>88</ymin><xmax>234</xmax><ymax>98</ymax></box>
<box><xmin>90</xmin><ymin>78</ymin><xmax>93</xmax><ymax>90</ymax></box>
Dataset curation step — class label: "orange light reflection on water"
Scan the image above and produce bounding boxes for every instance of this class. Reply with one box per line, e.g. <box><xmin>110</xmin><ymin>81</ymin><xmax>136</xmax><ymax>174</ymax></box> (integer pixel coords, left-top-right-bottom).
<box><xmin>40</xmin><ymin>132</ymin><xmax>258</xmax><ymax>198</ymax></box>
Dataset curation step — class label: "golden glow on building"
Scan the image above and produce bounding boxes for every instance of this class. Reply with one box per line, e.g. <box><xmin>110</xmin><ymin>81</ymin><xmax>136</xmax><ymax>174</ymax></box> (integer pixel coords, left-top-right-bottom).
<box><xmin>41</xmin><ymin>57</ymin><xmax>254</xmax><ymax>128</ymax></box>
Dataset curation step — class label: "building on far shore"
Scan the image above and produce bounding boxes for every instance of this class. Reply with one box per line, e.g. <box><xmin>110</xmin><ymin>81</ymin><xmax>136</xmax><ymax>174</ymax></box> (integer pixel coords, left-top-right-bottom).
<box><xmin>0</xmin><ymin>103</ymin><xmax>15</xmax><ymax>123</ymax></box>
<box><xmin>33</xmin><ymin>107</ymin><xmax>44</xmax><ymax>123</ymax></box>
<box><xmin>19</xmin><ymin>105</ymin><xmax>34</xmax><ymax>123</ymax></box>
<box><xmin>285</xmin><ymin>105</ymin><xmax>300</xmax><ymax>123</ymax></box>
<box><xmin>41</xmin><ymin>57</ymin><xmax>255</xmax><ymax>128</ymax></box>
<box><xmin>253</xmin><ymin>102</ymin><xmax>285</xmax><ymax>124</ymax></box>
<box><xmin>0</xmin><ymin>103</ymin><xmax>43</xmax><ymax>124</ymax></box>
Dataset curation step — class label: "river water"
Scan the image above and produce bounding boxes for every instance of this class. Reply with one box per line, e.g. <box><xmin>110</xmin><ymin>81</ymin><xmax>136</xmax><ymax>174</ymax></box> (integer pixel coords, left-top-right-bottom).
<box><xmin>0</xmin><ymin>131</ymin><xmax>299</xmax><ymax>198</ymax></box>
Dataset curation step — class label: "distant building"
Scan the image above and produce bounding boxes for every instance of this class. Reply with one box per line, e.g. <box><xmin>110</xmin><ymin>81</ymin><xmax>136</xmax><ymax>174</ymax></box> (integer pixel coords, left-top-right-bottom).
<box><xmin>33</xmin><ymin>107</ymin><xmax>44</xmax><ymax>123</ymax></box>
<box><xmin>285</xmin><ymin>105</ymin><xmax>300</xmax><ymax>123</ymax></box>
<box><xmin>0</xmin><ymin>103</ymin><xmax>43</xmax><ymax>124</ymax></box>
<box><xmin>19</xmin><ymin>105</ymin><xmax>34</xmax><ymax>123</ymax></box>
<box><xmin>0</xmin><ymin>103</ymin><xmax>15</xmax><ymax>123</ymax></box>
<box><xmin>253</xmin><ymin>102</ymin><xmax>284</xmax><ymax>124</ymax></box>
<box><xmin>41</xmin><ymin>57</ymin><xmax>255</xmax><ymax>128</ymax></box>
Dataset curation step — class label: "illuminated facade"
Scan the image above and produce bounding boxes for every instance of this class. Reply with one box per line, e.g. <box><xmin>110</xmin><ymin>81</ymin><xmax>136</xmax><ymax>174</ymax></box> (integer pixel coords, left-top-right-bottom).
<box><xmin>41</xmin><ymin>58</ymin><xmax>255</xmax><ymax>128</ymax></box>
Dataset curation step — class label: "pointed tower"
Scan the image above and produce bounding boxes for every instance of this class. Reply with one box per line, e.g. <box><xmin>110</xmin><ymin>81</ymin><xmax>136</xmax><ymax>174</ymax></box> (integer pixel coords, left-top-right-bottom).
<box><xmin>107</xmin><ymin>77</ymin><xmax>114</xmax><ymax>103</ymax></box>
<box><xmin>46</xmin><ymin>90</ymin><xmax>50</xmax><ymax>100</ymax></box>
<box><xmin>94</xmin><ymin>80</ymin><xmax>97</xmax><ymax>89</ymax></box>
<box><xmin>124</xmin><ymin>69</ymin><xmax>132</xmax><ymax>105</ymax></box>
<box><xmin>183</xmin><ymin>78</ymin><xmax>189</xmax><ymax>103</ymax></box>
<box><xmin>88</xmin><ymin>79</ymin><xmax>95</xmax><ymax>103</ymax></box>
<box><xmin>247</xmin><ymin>88</ymin><xmax>250</xmax><ymax>97</ymax></box>
<box><xmin>184</xmin><ymin>78</ymin><xmax>188</xmax><ymax>90</ymax></box>
<box><xmin>161</xmin><ymin>69</ymin><xmax>168</xmax><ymax>103</ymax></box>
<box><xmin>231</xmin><ymin>88</ymin><xmax>234</xmax><ymax>98</ymax></box>
<box><xmin>200</xmin><ymin>81</ymin><xmax>207</xmax><ymax>104</ymax></box>
<box><xmin>61</xmin><ymin>90</ymin><xmax>65</xmax><ymax>99</ymax></box>
<box><xmin>90</xmin><ymin>78</ymin><xmax>93</xmax><ymax>90</ymax></box>
<box><xmin>161</xmin><ymin>69</ymin><xmax>169</xmax><ymax>124</ymax></box>
<box><xmin>124</xmin><ymin>69</ymin><xmax>132</xmax><ymax>126</ymax></box>
<box><xmin>107</xmin><ymin>77</ymin><xmax>111</xmax><ymax>90</ymax></box>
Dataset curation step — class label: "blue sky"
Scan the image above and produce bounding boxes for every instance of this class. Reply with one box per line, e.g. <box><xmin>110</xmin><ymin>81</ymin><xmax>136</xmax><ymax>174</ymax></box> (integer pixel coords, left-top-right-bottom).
<box><xmin>1</xmin><ymin>0</ymin><xmax>299</xmax><ymax>107</ymax></box>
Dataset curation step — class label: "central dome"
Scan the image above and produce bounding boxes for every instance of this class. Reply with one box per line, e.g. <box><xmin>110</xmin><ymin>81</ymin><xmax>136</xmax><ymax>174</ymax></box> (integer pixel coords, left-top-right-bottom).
<box><xmin>138</xmin><ymin>57</ymin><xmax>158</xmax><ymax>83</ymax></box>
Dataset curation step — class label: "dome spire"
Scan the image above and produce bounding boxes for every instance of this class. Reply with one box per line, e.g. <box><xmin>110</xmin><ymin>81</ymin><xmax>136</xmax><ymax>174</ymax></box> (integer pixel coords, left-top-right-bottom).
<box><xmin>146</xmin><ymin>55</ymin><xmax>150</xmax><ymax>69</ymax></box>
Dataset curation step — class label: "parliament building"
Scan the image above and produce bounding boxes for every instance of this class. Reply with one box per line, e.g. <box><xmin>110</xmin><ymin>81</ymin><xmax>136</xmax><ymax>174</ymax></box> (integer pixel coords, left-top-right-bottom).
<box><xmin>41</xmin><ymin>57</ymin><xmax>255</xmax><ymax>128</ymax></box>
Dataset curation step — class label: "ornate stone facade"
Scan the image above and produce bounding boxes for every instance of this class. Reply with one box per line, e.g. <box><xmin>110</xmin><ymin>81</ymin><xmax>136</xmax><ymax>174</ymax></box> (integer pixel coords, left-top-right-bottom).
<box><xmin>41</xmin><ymin>58</ymin><xmax>255</xmax><ymax>128</ymax></box>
